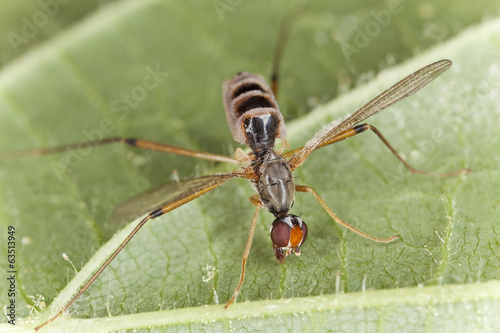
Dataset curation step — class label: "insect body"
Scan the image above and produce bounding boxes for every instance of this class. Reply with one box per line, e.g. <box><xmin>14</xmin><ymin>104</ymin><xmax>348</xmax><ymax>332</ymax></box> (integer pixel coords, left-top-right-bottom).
<box><xmin>223</xmin><ymin>72</ymin><xmax>305</xmax><ymax>261</ymax></box>
<box><xmin>0</xmin><ymin>59</ymin><xmax>469</xmax><ymax>331</ymax></box>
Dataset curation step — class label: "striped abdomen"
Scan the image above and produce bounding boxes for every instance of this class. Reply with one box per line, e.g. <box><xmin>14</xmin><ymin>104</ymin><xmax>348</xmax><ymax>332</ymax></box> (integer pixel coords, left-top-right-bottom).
<box><xmin>223</xmin><ymin>72</ymin><xmax>286</xmax><ymax>153</ymax></box>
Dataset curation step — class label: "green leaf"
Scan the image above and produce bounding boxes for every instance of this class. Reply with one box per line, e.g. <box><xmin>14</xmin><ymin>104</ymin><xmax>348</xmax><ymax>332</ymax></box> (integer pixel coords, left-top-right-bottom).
<box><xmin>0</xmin><ymin>0</ymin><xmax>106</xmax><ymax>68</ymax></box>
<box><xmin>1</xmin><ymin>0</ymin><xmax>499</xmax><ymax>331</ymax></box>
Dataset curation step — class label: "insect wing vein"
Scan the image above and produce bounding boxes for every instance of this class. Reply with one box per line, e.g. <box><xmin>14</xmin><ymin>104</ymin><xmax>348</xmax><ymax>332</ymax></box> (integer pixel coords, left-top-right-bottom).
<box><xmin>290</xmin><ymin>60</ymin><xmax>451</xmax><ymax>168</ymax></box>
<box><xmin>111</xmin><ymin>173</ymin><xmax>239</xmax><ymax>224</ymax></box>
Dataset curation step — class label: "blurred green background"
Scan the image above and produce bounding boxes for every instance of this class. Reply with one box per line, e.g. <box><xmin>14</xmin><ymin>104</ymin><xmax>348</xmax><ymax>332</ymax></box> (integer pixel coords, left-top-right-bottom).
<box><xmin>1</xmin><ymin>0</ymin><xmax>499</xmax><ymax>119</ymax></box>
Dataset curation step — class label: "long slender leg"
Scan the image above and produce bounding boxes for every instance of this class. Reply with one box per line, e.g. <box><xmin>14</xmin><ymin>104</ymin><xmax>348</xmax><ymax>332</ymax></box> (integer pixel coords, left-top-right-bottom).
<box><xmin>286</xmin><ymin>123</ymin><xmax>471</xmax><ymax>177</ymax></box>
<box><xmin>295</xmin><ymin>185</ymin><xmax>399</xmax><ymax>243</ymax></box>
<box><xmin>270</xmin><ymin>9</ymin><xmax>303</xmax><ymax>97</ymax></box>
<box><xmin>34</xmin><ymin>214</ymin><xmax>154</xmax><ymax>331</ymax></box>
<box><xmin>270</xmin><ymin>18</ymin><xmax>291</xmax><ymax>97</ymax></box>
<box><xmin>34</xmin><ymin>180</ymin><xmax>225</xmax><ymax>331</ymax></box>
<box><xmin>0</xmin><ymin>137</ymin><xmax>239</xmax><ymax>165</ymax></box>
<box><xmin>224</xmin><ymin>195</ymin><xmax>262</xmax><ymax>308</ymax></box>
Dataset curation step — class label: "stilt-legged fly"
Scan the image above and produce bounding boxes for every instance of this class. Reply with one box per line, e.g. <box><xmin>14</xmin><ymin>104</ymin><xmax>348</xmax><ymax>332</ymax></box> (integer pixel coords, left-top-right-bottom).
<box><xmin>0</xmin><ymin>18</ymin><xmax>470</xmax><ymax>331</ymax></box>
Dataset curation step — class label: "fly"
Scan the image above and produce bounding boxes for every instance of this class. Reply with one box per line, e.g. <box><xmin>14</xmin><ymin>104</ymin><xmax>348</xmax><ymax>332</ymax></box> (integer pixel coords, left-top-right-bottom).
<box><xmin>0</xmin><ymin>27</ymin><xmax>470</xmax><ymax>332</ymax></box>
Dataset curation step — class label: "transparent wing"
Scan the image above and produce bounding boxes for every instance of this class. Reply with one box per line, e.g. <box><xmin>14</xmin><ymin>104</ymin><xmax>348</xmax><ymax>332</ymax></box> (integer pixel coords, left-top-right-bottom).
<box><xmin>289</xmin><ymin>60</ymin><xmax>452</xmax><ymax>168</ymax></box>
<box><xmin>111</xmin><ymin>172</ymin><xmax>240</xmax><ymax>224</ymax></box>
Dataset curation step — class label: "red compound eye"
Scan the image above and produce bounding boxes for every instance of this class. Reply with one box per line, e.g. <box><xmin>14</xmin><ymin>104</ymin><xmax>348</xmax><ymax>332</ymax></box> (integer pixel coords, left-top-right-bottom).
<box><xmin>290</xmin><ymin>221</ymin><xmax>308</xmax><ymax>247</ymax></box>
<box><xmin>270</xmin><ymin>221</ymin><xmax>291</xmax><ymax>248</ymax></box>
<box><xmin>270</xmin><ymin>215</ymin><xmax>308</xmax><ymax>248</ymax></box>
<box><xmin>299</xmin><ymin>220</ymin><xmax>308</xmax><ymax>245</ymax></box>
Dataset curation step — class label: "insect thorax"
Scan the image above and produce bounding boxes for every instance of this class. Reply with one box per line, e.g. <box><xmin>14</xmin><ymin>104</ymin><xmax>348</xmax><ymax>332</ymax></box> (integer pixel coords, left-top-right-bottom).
<box><xmin>252</xmin><ymin>150</ymin><xmax>295</xmax><ymax>216</ymax></box>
